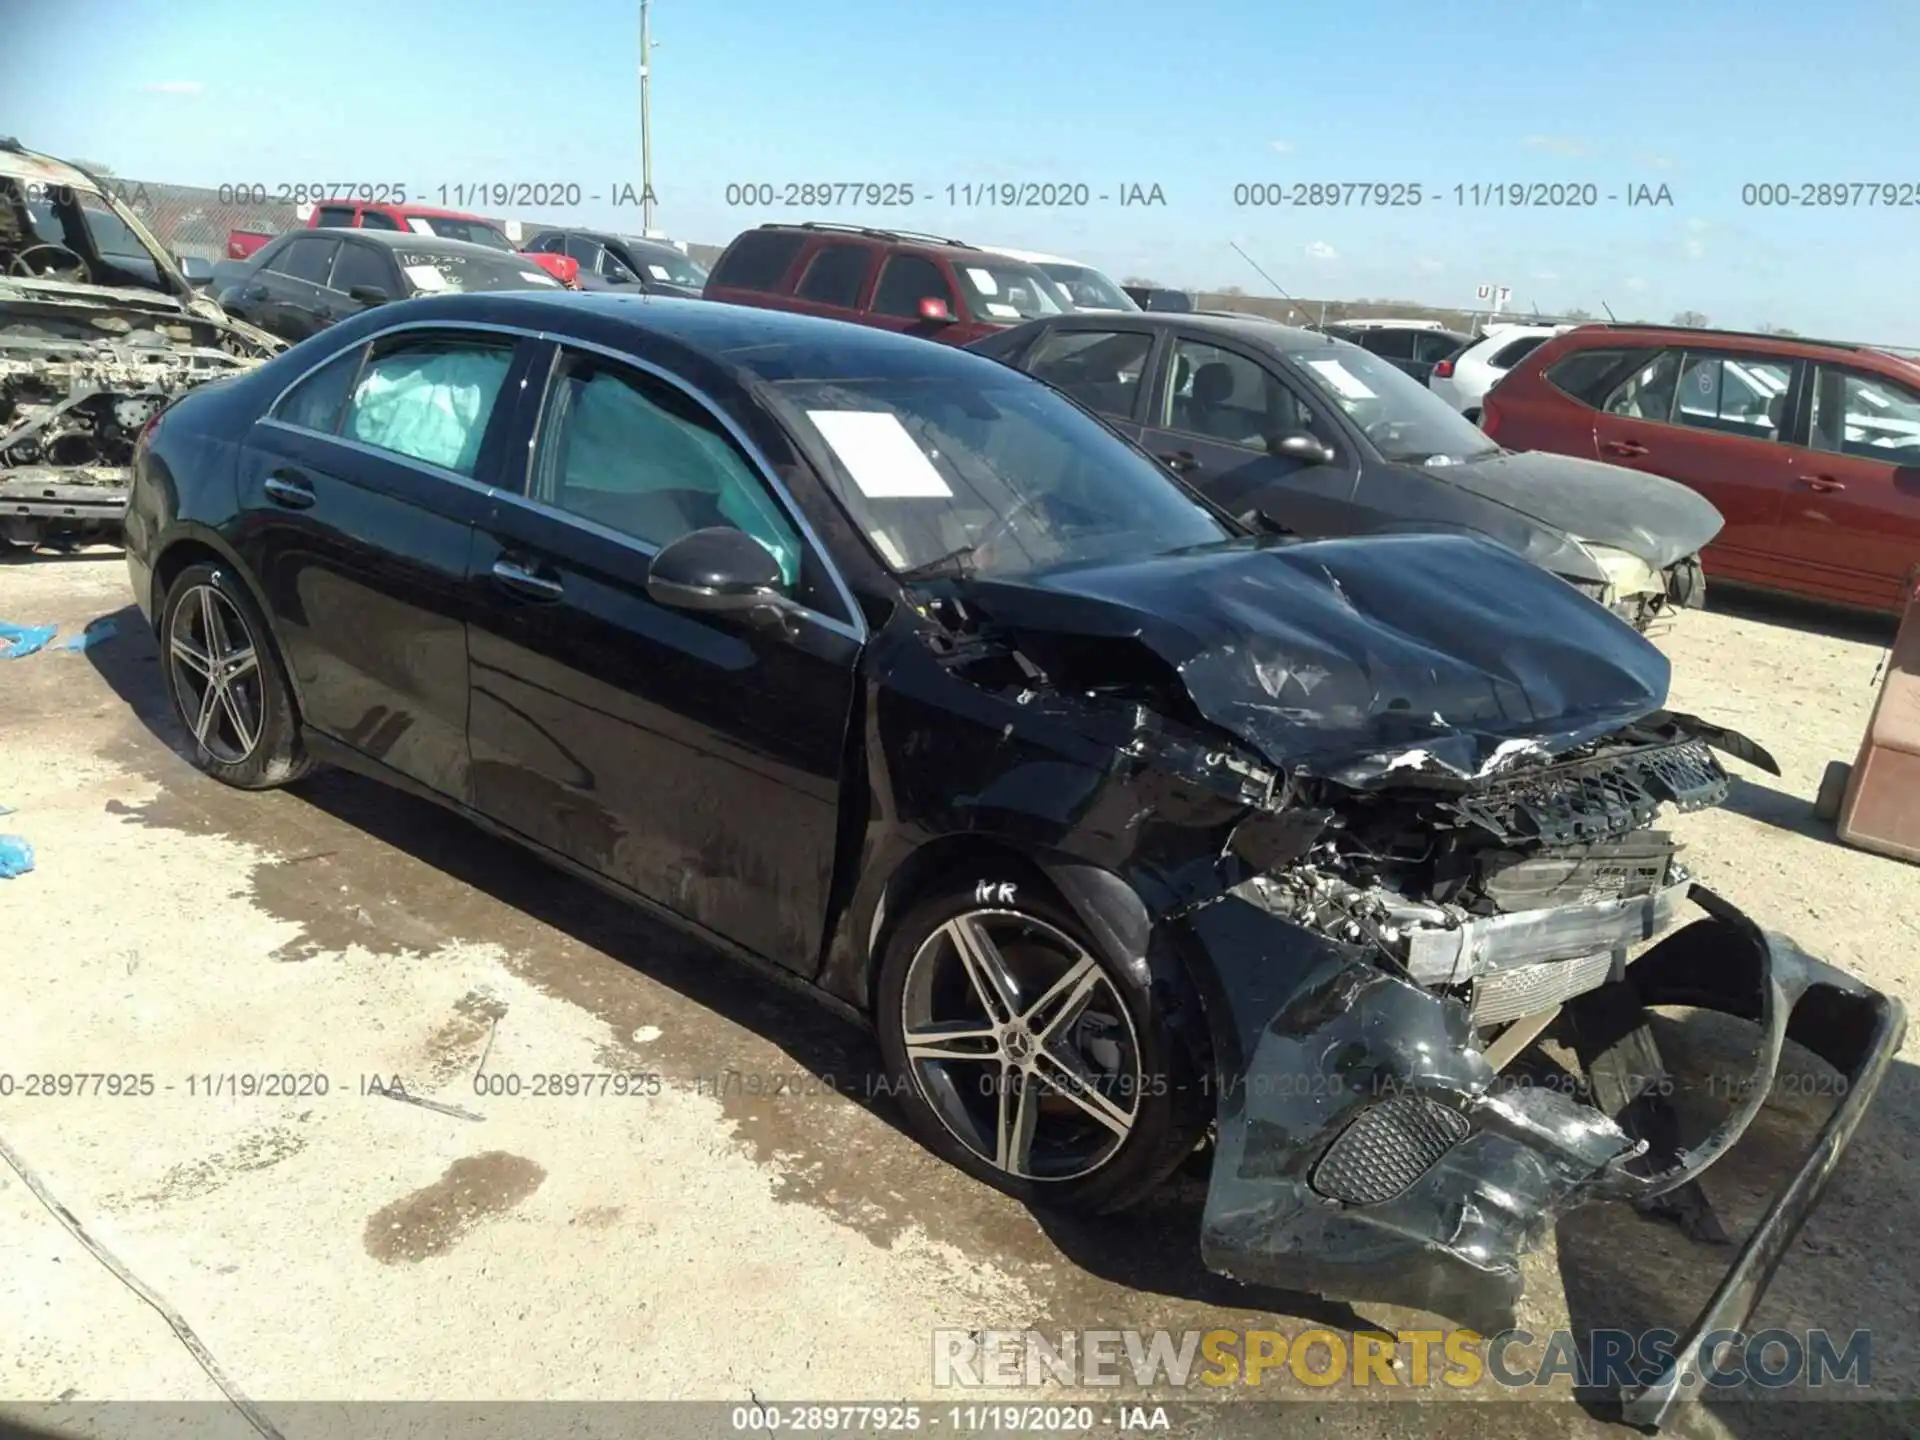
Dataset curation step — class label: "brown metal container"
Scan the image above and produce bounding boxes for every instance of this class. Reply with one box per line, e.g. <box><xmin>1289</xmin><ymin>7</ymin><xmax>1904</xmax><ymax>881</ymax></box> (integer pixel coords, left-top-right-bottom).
<box><xmin>1827</xmin><ymin>577</ymin><xmax>1920</xmax><ymax>862</ymax></box>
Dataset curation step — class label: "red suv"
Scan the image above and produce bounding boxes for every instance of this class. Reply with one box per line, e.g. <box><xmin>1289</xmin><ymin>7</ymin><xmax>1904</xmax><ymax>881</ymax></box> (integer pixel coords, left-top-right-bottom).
<box><xmin>702</xmin><ymin>223</ymin><xmax>1072</xmax><ymax>345</ymax></box>
<box><xmin>1485</xmin><ymin>324</ymin><xmax>1920</xmax><ymax>613</ymax></box>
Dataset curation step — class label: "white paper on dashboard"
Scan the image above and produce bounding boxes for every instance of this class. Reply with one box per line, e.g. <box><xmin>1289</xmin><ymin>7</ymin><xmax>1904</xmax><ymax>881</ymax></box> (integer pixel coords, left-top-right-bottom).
<box><xmin>983</xmin><ymin>302</ymin><xmax>1022</xmax><ymax>318</ymax></box>
<box><xmin>806</xmin><ymin>410</ymin><xmax>953</xmax><ymax>498</ymax></box>
<box><xmin>1305</xmin><ymin>358</ymin><xmax>1376</xmax><ymax>400</ymax></box>
<box><xmin>403</xmin><ymin>265</ymin><xmax>448</xmax><ymax>291</ymax></box>
<box><xmin>966</xmin><ymin>267</ymin><xmax>999</xmax><ymax>294</ymax></box>
<box><xmin>406</xmin><ymin>217</ymin><xmax>436</xmax><ymax>234</ymax></box>
<box><xmin>648</xmin><ymin>264</ymin><xmax>671</xmax><ymax>280</ymax></box>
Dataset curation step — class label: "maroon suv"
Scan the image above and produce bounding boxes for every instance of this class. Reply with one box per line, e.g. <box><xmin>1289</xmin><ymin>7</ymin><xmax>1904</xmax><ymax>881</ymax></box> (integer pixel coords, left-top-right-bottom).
<box><xmin>702</xmin><ymin>223</ymin><xmax>1073</xmax><ymax>345</ymax></box>
<box><xmin>1485</xmin><ymin>323</ymin><xmax>1920</xmax><ymax>613</ymax></box>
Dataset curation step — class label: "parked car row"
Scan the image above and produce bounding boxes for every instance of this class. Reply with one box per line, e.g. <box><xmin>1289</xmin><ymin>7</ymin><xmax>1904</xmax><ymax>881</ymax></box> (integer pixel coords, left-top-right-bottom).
<box><xmin>227</xmin><ymin>197</ymin><xmax>580</xmax><ymax>287</ymax></box>
<box><xmin>123</xmin><ymin>289</ymin><xmax>1906</xmax><ymax>1423</ymax></box>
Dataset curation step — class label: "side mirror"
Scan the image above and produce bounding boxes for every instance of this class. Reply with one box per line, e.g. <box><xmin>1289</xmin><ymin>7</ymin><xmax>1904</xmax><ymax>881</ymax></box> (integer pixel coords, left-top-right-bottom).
<box><xmin>1266</xmin><ymin>431</ymin><xmax>1336</xmax><ymax>466</ymax></box>
<box><xmin>647</xmin><ymin>528</ymin><xmax>796</xmax><ymax>630</ymax></box>
<box><xmin>347</xmin><ymin>284</ymin><xmax>391</xmax><ymax>306</ymax></box>
<box><xmin>918</xmin><ymin>296</ymin><xmax>956</xmax><ymax>323</ymax></box>
<box><xmin>177</xmin><ymin>255</ymin><xmax>215</xmax><ymax>287</ymax></box>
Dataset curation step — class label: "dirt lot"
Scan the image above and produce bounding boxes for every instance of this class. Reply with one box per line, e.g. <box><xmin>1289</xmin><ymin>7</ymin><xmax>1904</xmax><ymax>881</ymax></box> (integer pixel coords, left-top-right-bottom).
<box><xmin>0</xmin><ymin>553</ymin><xmax>1914</xmax><ymax>1440</ymax></box>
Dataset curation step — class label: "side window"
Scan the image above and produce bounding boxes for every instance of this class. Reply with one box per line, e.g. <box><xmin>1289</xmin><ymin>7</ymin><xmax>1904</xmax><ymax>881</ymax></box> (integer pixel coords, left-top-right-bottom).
<box><xmin>707</xmin><ymin>230</ymin><xmax>805</xmax><ymax>291</ymax></box>
<box><xmin>271</xmin><ymin>237</ymin><xmax>340</xmax><ymax>285</ymax></box>
<box><xmin>1415</xmin><ymin>332</ymin><xmax>1466</xmax><ymax>364</ymax></box>
<box><xmin>598</xmin><ymin>245</ymin><xmax>638</xmax><ymax>281</ymax></box>
<box><xmin>328</xmin><ymin>243</ymin><xmax>391</xmax><ymax>295</ymax></box>
<box><xmin>1602</xmin><ymin>350</ymin><xmax>1682</xmax><ymax>421</ymax></box>
<box><xmin>563</xmin><ymin>234</ymin><xmax>602</xmax><ymax>267</ymax></box>
<box><xmin>1024</xmin><ymin>329</ymin><xmax>1153</xmax><ymax>415</ymax></box>
<box><xmin>314</xmin><ymin>205</ymin><xmax>356</xmax><ymax>228</ymax></box>
<box><xmin>869</xmin><ymin>255</ymin><xmax>953</xmax><ymax>318</ymax></box>
<box><xmin>1365</xmin><ymin>329</ymin><xmax>1417</xmax><ymax>360</ymax></box>
<box><xmin>794</xmin><ymin>243</ymin><xmax>876</xmax><ymax>308</ymax></box>
<box><xmin>1164</xmin><ymin>339</ymin><xmax>1323</xmax><ymax>448</ymax></box>
<box><xmin>1548</xmin><ymin>346</ymin><xmax>1653</xmax><ymax>405</ymax></box>
<box><xmin>525</xmin><ymin>233</ymin><xmax>560</xmax><ymax>253</ymax></box>
<box><xmin>1488</xmin><ymin>334</ymin><xmax>1549</xmax><ymax>370</ymax></box>
<box><xmin>1673</xmin><ymin>353</ymin><xmax>1793</xmax><ymax>439</ymax></box>
<box><xmin>271</xmin><ymin>347</ymin><xmax>364</xmax><ymax>433</ymax></box>
<box><xmin>530</xmin><ymin>352</ymin><xmax>804</xmax><ymax>588</ymax></box>
<box><xmin>359</xmin><ymin>210</ymin><xmax>402</xmax><ymax>231</ymax></box>
<box><xmin>1810</xmin><ymin>367</ymin><xmax>1920</xmax><ymax>461</ymax></box>
<box><xmin>340</xmin><ymin>335</ymin><xmax>516</xmax><ymax>476</ymax></box>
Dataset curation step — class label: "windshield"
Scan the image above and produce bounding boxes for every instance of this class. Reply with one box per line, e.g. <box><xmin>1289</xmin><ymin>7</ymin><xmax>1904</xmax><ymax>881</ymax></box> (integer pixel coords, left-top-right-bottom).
<box><xmin>771</xmin><ymin>373</ymin><xmax>1230</xmax><ymax>579</ymax></box>
<box><xmin>1</xmin><ymin>178</ymin><xmax>171</xmax><ymax>293</ymax></box>
<box><xmin>1284</xmin><ymin>342</ymin><xmax>1501</xmax><ymax>463</ymax></box>
<box><xmin>414</xmin><ymin>216</ymin><xmax>515</xmax><ymax>250</ymax></box>
<box><xmin>623</xmin><ymin>241</ymin><xmax>708</xmax><ymax>287</ymax></box>
<box><xmin>394</xmin><ymin>249</ymin><xmax>562</xmax><ymax>295</ymax></box>
<box><xmin>950</xmin><ymin>261</ymin><xmax>1072</xmax><ymax>323</ymax></box>
<box><xmin>1038</xmin><ymin>263</ymin><xmax>1139</xmax><ymax>312</ymax></box>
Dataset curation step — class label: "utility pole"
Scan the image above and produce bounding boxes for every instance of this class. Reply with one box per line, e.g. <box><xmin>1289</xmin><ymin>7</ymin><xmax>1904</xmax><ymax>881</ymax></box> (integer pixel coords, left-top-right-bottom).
<box><xmin>639</xmin><ymin>0</ymin><xmax>656</xmax><ymax>233</ymax></box>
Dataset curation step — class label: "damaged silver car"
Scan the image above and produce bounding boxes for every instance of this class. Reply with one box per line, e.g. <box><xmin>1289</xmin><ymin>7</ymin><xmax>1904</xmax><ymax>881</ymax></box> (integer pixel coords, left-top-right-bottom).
<box><xmin>124</xmin><ymin>297</ymin><xmax>1902</xmax><ymax>1428</ymax></box>
<box><xmin>0</xmin><ymin>139</ymin><xmax>282</xmax><ymax>553</ymax></box>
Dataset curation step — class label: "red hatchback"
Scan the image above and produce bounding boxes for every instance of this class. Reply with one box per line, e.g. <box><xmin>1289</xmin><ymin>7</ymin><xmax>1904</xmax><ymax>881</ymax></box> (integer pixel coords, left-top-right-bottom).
<box><xmin>702</xmin><ymin>223</ymin><xmax>1073</xmax><ymax>346</ymax></box>
<box><xmin>1485</xmin><ymin>323</ymin><xmax>1920</xmax><ymax>613</ymax></box>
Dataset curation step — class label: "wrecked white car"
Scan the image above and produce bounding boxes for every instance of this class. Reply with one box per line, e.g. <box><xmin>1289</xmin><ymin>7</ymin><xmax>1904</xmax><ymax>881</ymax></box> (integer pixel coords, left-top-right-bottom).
<box><xmin>0</xmin><ymin>139</ymin><xmax>282</xmax><ymax>552</ymax></box>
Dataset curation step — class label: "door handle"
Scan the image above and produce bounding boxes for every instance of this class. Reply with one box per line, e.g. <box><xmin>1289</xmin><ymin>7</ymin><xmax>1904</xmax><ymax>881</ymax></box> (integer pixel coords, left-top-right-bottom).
<box><xmin>262</xmin><ymin>474</ymin><xmax>315</xmax><ymax>509</ymax></box>
<box><xmin>1799</xmin><ymin>475</ymin><xmax>1846</xmax><ymax>493</ymax></box>
<box><xmin>490</xmin><ymin>558</ymin><xmax>564</xmax><ymax>600</ymax></box>
<box><xmin>1159</xmin><ymin>451</ymin><xmax>1199</xmax><ymax>473</ymax></box>
<box><xmin>1602</xmin><ymin>440</ymin><xmax>1649</xmax><ymax>458</ymax></box>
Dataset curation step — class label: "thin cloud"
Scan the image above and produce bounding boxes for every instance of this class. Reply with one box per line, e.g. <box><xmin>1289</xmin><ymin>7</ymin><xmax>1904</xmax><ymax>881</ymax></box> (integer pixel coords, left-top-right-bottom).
<box><xmin>1522</xmin><ymin>135</ymin><xmax>1590</xmax><ymax>156</ymax></box>
<box><xmin>1304</xmin><ymin>240</ymin><xmax>1338</xmax><ymax>260</ymax></box>
<box><xmin>1633</xmin><ymin>151</ymin><xmax>1675</xmax><ymax>170</ymax></box>
<box><xmin>1532</xmin><ymin>270</ymin><xmax>1560</xmax><ymax>281</ymax></box>
<box><xmin>1623</xmin><ymin>276</ymin><xmax>1649</xmax><ymax>292</ymax></box>
<box><xmin>141</xmin><ymin>80</ymin><xmax>204</xmax><ymax>94</ymax></box>
<box><xmin>1415</xmin><ymin>258</ymin><xmax>1445</xmax><ymax>274</ymax></box>
<box><xmin>1269</xmin><ymin>140</ymin><xmax>1296</xmax><ymax>154</ymax></box>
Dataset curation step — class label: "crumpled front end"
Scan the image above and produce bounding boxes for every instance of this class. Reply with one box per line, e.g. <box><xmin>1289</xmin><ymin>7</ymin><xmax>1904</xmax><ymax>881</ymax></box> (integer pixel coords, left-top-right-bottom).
<box><xmin>1182</xmin><ymin>729</ymin><xmax>1904</xmax><ymax>1428</ymax></box>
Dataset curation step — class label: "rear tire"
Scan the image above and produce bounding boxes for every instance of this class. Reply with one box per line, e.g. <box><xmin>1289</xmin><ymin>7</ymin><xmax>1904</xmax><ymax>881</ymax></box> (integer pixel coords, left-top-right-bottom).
<box><xmin>874</xmin><ymin>871</ymin><xmax>1209</xmax><ymax>1214</ymax></box>
<box><xmin>158</xmin><ymin>561</ymin><xmax>311</xmax><ymax>789</ymax></box>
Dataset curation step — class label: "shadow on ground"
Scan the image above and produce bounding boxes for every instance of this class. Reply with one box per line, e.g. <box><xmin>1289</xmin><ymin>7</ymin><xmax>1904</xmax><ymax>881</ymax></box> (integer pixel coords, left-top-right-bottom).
<box><xmin>1707</xmin><ymin>582</ymin><xmax>1899</xmax><ymax>647</ymax></box>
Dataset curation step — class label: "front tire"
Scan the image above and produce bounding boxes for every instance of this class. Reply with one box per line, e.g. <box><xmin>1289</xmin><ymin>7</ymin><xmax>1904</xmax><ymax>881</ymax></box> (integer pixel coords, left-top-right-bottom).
<box><xmin>874</xmin><ymin>873</ymin><xmax>1208</xmax><ymax>1214</ymax></box>
<box><xmin>159</xmin><ymin>561</ymin><xmax>311</xmax><ymax>789</ymax></box>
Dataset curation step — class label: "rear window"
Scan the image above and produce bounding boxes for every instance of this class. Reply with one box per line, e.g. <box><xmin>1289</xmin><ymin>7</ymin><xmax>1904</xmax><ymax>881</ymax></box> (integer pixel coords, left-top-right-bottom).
<box><xmin>710</xmin><ymin>230</ymin><xmax>806</xmax><ymax>291</ymax></box>
<box><xmin>416</xmin><ymin>217</ymin><xmax>514</xmax><ymax>251</ymax></box>
<box><xmin>1488</xmin><ymin>334</ymin><xmax>1551</xmax><ymax>370</ymax></box>
<box><xmin>1544</xmin><ymin>346</ymin><xmax>1656</xmax><ymax>405</ymax></box>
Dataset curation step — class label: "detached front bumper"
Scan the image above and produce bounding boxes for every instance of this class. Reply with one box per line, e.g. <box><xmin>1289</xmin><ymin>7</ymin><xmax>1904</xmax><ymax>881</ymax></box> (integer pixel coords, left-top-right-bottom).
<box><xmin>1186</xmin><ymin>884</ymin><xmax>1904</xmax><ymax>1429</ymax></box>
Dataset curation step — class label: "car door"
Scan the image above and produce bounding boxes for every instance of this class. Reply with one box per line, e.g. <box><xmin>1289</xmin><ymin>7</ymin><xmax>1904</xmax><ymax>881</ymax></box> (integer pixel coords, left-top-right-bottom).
<box><xmin>788</xmin><ymin>241</ymin><xmax>879</xmax><ymax>322</ymax></box>
<box><xmin>1018</xmin><ymin>324</ymin><xmax>1157</xmax><ymax>441</ymax></box>
<box><xmin>1136</xmin><ymin>335</ymin><xmax>1363</xmax><ymax>532</ymax></box>
<box><xmin>252</xmin><ymin>235</ymin><xmax>341</xmax><ymax>342</ymax></box>
<box><xmin>1590</xmin><ymin>347</ymin><xmax>1802</xmax><ymax>587</ymax></box>
<box><xmin>316</xmin><ymin>238</ymin><xmax>397</xmax><ymax>329</ymax></box>
<box><xmin>236</xmin><ymin>324</ymin><xmax>533</xmax><ymax>802</ymax></box>
<box><xmin>863</xmin><ymin>253</ymin><xmax>963</xmax><ymax>340</ymax></box>
<box><xmin>1771</xmin><ymin>363</ymin><xmax>1920</xmax><ymax>609</ymax></box>
<box><xmin>464</xmin><ymin>339</ymin><xmax>862</xmax><ymax>973</ymax></box>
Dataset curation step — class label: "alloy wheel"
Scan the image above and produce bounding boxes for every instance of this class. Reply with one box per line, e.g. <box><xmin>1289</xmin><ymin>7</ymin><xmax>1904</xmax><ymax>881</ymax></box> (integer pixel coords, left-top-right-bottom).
<box><xmin>899</xmin><ymin>909</ymin><xmax>1143</xmax><ymax>1182</ymax></box>
<box><xmin>168</xmin><ymin>583</ymin><xmax>264</xmax><ymax>765</ymax></box>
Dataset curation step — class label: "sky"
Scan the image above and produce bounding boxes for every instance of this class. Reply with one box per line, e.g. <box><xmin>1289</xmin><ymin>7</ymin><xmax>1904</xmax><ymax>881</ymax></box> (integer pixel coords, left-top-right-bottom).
<box><xmin>7</xmin><ymin>0</ymin><xmax>1920</xmax><ymax>341</ymax></box>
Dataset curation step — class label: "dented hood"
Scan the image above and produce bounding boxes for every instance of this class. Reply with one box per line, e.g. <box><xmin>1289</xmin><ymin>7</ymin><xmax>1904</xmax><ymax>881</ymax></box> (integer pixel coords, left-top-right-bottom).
<box><xmin>1427</xmin><ymin>447</ymin><xmax>1724</xmax><ymax>570</ymax></box>
<box><xmin>964</xmin><ymin>532</ymin><xmax>1670</xmax><ymax>784</ymax></box>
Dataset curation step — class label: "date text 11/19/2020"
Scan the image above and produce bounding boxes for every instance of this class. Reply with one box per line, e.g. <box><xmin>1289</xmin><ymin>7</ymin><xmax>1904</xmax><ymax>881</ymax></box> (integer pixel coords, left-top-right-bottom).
<box><xmin>1230</xmin><ymin>182</ymin><xmax>1675</xmax><ymax>208</ymax></box>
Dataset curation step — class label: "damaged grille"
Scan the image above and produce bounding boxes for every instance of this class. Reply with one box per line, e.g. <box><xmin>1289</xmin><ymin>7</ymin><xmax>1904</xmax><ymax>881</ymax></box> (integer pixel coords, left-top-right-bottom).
<box><xmin>1310</xmin><ymin>1094</ymin><xmax>1470</xmax><ymax>1205</ymax></box>
<box><xmin>1440</xmin><ymin>739</ymin><xmax>1726</xmax><ymax>846</ymax></box>
<box><xmin>1474</xmin><ymin>831</ymin><xmax>1675</xmax><ymax>912</ymax></box>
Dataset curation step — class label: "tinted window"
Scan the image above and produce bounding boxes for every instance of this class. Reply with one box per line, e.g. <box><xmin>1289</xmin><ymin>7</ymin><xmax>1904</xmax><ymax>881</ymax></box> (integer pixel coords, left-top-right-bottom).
<box><xmin>563</xmin><ymin>234</ymin><xmax>601</xmax><ymax>265</ymax></box>
<box><xmin>418</xmin><ymin>217</ymin><xmax>514</xmax><ymax>250</ymax></box>
<box><xmin>315</xmin><ymin>205</ymin><xmax>356</xmax><ymax>228</ymax></box>
<box><xmin>1601</xmin><ymin>351</ymin><xmax>1682</xmax><ymax>421</ymax></box>
<box><xmin>271</xmin><ymin>237</ymin><xmax>340</xmax><ymax>284</ymax></box>
<box><xmin>870</xmin><ymin>255</ymin><xmax>954</xmax><ymax>318</ymax></box>
<box><xmin>272</xmin><ymin>347</ymin><xmax>362</xmax><ymax>433</ymax></box>
<box><xmin>1547</xmin><ymin>346</ymin><xmax>1652</xmax><ymax>405</ymax></box>
<box><xmin>359</xmin><ymin>211</ymin><xmax>402</xmax><ymax>231</ymax></box>
<box><xmin>530</xmin><ymin>353</ymin><xmax>804</xmax><ymax>588</ymax></box>
<box><xmin>795</xmin><ymin>243</ymin><xmax>876</xmax><ymax>308</ymax></box>
<box><xmin>340</xmin><ymin>336</ymin><xmax>516</xmax><ymax>475</ymax></box>
<box><xmin>598</xmin><ymin>245</ymin><xmax>639</xmax><ymax>282</ymax></box>
<box><xmin>1810</xmin><ymin>367</ymin><xmax>1920</xmax><ymax>460</ymax></box>
<box><xmin>1024</xmin><ymin>329</ymin><xmax>1153</xmax><ymax>416</ymax></box>
<box><xmin>1415</xmin><ymin>332</ymin><xmax>1469</xmax><ymax>363</ymax></box>
<box><xmin>329</xmin><ymin>243</ymin><xmax>391</xmax><ymax>294</ymax></box>
<box><xmin>773</xmin><ymin>372</ymin><xmax>1228</xmax><ymax>579</ymax></box>
<box><xmin>1363</xmin><ymin>329</ymin><xmax>1418</xmax><ymax>360</ymax></box>
<box><xmin>1673</xmin><ymin>352</ymin><xmax>1793</xmax><ymax>439</ymax></box>
<box><xmin>709</xmin><ymin>229</ymin><xmax>805</xmax><ymax>291</ymax></box>
<box><xmin>1165</xmin><ymin>339</ymin><xmax>1329</xmax><ymax>448</ymax></box>
<box><xmin>1488</xmin><ymin>334</ymin><xmax>1549</xmax><ymax>370</ymax></box>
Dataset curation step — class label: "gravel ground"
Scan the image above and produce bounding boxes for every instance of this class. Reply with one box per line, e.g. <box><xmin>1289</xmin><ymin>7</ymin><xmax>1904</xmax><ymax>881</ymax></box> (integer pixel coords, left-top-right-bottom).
<box><xmin>0</xmin><ymin>553</ymin><xmax>1913</xmax><ymax>1440</ymax></box>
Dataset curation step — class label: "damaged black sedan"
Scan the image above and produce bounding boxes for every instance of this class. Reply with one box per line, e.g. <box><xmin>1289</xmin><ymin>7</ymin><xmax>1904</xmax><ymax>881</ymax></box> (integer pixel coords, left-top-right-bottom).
<box><xmin>125</xmin><ymin>294</ymin><xmax>1902</xmax><ymax>1427</ymax></box>
<box><xmin>1</xmin><ymin>140</ymin><xmax>282</xmax><ymax>552</ymax></box>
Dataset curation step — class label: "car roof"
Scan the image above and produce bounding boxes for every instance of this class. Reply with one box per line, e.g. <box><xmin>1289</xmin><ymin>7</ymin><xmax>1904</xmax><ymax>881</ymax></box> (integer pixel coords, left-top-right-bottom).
<box><xmin>1557</xmin><ymin>321</ymin><xmax>1920</xmax><ymax>365</ymax></box>
<box><xmin>739</xmin><ymin>222</ymin><xmax>987</xmax><ymax>259</ymax></box>
<box><xmin>989</xmin><ymin>247</ymin><xmax>1081</xmax><ymax>267</ymax></box>
<box><xmin>0</xmin><ymin>141</ymin><xmax>101</xmax><ymax>194</ymax></box>
<box><xmin>320</xmin><ymin>201</ymin><xmax>496</xmax><ymax>223</ymax></box>
<box><xmin>368</xmin><ymin>290</ymin><xmax>1041</xmax><ymax>382</ymax></box>
<box><xmin>1032</xmin><ymin>310</ymin><xmax>1363</xmax><ymax>356</ymax></box>
<box><xmin>299</xmin><ymin>227</ymin><xmax>524</xmax><ymax>258</ymax></box>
